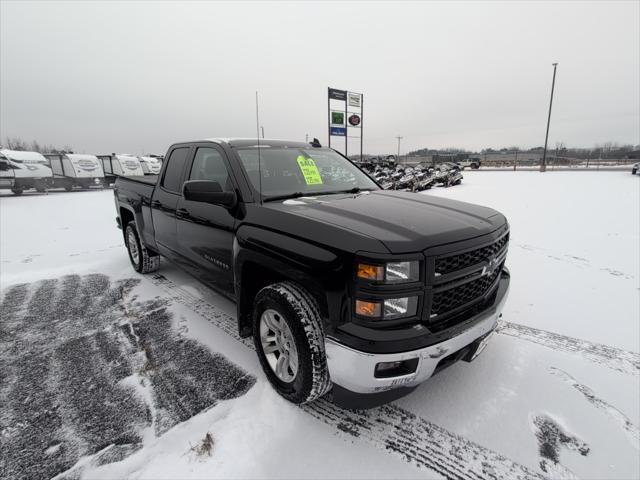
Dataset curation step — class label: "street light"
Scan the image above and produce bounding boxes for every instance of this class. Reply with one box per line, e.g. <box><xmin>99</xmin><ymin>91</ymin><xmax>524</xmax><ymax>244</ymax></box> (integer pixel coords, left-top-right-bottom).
<box><xmin>541</xmin><ymin>63</ymin><xmax>558</xmax><ymax>172</ymax></box>
<box><xmin>396</xmin><ymin>136</ymin><xmax>403</xmax><ymax>165</ymax></box>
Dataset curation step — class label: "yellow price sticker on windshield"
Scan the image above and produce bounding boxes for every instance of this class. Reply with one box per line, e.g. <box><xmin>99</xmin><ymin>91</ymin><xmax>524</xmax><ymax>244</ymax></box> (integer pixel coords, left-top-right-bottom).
<box><xmin>296</xmin><ymin>155</ymin><xmax>323</xmax><ymax>185</ymax></box>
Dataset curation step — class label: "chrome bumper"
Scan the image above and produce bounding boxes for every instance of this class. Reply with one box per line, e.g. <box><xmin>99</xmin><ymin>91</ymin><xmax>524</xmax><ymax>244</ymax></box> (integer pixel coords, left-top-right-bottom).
<box><xmin>325</xmin><ymin>277</ymin><xmax>509</xmax><ymax>395</ymax></box>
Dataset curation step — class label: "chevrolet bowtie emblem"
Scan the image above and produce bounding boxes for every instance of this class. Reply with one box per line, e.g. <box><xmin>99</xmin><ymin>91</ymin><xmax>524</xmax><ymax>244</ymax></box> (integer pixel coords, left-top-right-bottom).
<box><xmin>481</xmin><ymin>256</ymin><xmax>497</xmax><ymax>277</ymax></box>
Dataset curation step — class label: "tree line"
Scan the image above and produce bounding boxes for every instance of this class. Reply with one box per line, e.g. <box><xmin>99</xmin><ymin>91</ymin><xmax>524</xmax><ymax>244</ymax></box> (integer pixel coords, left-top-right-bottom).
<box><xmin>3</xmin><ymin>137</ymin><xmax>73</xmax><ymax>154</ymax></box>
<box><xmin>407</xmin><ymin>142</ymin><xmax>638</xmax><ymax>160</ymax></box>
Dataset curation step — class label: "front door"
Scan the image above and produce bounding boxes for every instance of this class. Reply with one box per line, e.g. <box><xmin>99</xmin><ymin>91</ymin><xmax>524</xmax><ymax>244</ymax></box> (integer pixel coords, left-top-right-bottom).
<box><xmin>151</xmin><ymin>146</ymin><xmax>190</xmax><ymax>257</ymax></box>
<box><xmin>176</xmin><ymin>145</ymin><xmax>237</xmax><ymax>295</ymax></box>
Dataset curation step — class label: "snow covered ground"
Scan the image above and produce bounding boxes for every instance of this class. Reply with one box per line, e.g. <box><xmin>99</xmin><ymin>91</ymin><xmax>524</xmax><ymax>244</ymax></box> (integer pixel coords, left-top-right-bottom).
<box><xmin>1</xmin><ymin>171</ymin><xmax>638</xmax><ymax>480</ymax></box>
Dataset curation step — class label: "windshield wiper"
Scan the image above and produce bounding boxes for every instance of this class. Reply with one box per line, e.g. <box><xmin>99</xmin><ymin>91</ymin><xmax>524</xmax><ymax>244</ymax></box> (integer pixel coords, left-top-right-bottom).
<box><xmin>263</xmin><ymin>188</ymin><xmax>375</xmax><ymax>203</ymax></box>
<box><xmin>263</xmin><ymin>192</ymin><xmax>306</xmax><ymax>202</ymax></box>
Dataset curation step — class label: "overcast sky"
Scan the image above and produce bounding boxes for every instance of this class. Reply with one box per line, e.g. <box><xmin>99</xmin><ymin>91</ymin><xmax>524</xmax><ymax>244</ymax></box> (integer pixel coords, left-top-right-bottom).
<box><xmin>1</xmin><ymin>1</ymin><xmax>638</xmax><ymax>155</ymax></box>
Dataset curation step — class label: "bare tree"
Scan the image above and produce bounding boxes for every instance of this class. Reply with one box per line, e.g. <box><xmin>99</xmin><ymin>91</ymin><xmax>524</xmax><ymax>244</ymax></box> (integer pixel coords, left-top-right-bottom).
<box><xmin>5</xmin><ymin>137</ymin><xmax>28</xmax><ymax>151</ymax></box>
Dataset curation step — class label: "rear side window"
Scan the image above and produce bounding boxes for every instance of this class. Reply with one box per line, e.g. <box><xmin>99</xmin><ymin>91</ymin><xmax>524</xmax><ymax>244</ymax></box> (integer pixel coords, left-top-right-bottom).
<box><xmin>189</xmin><ymin>147</ymin><xmax>232</xmax><ymax>191</ymax></box>
<box><xmin>162</xmin><ymin>147</ymin><xmax>189</xmax><ymax>192</ymax></box>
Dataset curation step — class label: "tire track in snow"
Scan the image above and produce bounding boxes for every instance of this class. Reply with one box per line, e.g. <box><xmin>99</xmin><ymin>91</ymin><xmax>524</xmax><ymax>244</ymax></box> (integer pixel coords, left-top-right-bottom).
<box><xmin>497</xmin><ymin>322</ymin><xmax>640</xmax><ymax>376</ymax></box>
<box><xmin>150</xmin><ymin>274</ymin><xmax>544</xmax><ymax>480</ymax></box>
<box><xmin>549</xmin><ymin>367</ymin><xmax>640</xmax><ymax>450</ymax></box>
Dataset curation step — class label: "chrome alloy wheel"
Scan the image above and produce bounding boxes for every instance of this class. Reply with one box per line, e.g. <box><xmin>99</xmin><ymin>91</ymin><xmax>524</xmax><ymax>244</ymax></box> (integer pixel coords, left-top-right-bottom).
<box><xmin>260</xmin><ymin>308</ymin><xmax>299</xmax><ymax>383</ymax></box>
<box><xmin>127</xmin><ymin>229</ymin><xmax>140</xmax><ymax>266</ymax></box>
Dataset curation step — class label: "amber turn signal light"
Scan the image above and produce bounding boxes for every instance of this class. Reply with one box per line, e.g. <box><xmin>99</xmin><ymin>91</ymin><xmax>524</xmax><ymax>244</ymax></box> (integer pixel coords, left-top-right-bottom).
<box><xmin>357</xmin><ymin>263</ymin><xmax>384</xmax><ymax>281</ymax></box>
<box><xmin>355</xmin><ymin>299</ymin><xmax>382</xmax><ymax>318</ymax></box>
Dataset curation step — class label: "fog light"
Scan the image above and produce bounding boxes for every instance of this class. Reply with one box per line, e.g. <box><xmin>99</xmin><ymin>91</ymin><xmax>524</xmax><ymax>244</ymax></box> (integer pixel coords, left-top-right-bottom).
<box><xmin>374</xmin><ymin>358</ymin><xmax>419</xmax><ymax>378</ymax></box>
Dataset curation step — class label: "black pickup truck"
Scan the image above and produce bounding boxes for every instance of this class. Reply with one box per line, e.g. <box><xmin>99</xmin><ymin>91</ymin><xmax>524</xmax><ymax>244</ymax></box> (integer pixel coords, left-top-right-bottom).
<box><xmin>114</xmin><ymin>138</ymin><xmax>510</xmax><ymax>408</ymax></box>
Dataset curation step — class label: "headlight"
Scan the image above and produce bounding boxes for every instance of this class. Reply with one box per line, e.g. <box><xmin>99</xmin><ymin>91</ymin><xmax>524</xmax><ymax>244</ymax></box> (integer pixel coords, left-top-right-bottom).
<box><xmin>355</xmin><ymin>296</ymin><xmax>418</xmax><ymax>320</ymax></box>
<box><xmin>357</xmin><ymin>261</ymin><xmax>420</xmax><ymax>283</ymax></box>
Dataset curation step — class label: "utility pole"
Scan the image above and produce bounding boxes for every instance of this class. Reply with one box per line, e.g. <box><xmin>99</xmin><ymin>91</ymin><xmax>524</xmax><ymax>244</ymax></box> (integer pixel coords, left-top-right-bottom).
<box><xmin>396</xmin><ymin>136</ymin><xmax>403</xmax><ymax>165</ymax></box>
<box><xmin>541</xmin><ymin>63</ymin><xmax>558</xmax><ymax>172</ymax></box>
<box><xmin>305</xmin><ymin>134</ymin><xmax>309</xmax><ymax>143</ymax></box>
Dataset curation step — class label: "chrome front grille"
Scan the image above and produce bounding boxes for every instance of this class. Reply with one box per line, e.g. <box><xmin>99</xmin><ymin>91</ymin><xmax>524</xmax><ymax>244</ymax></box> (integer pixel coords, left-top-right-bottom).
<box><xmin>428</xmin><ymin>232</ymin><xmax>509</xmax><ymax>325</ymax></box>
<box><xmin>431</xmin><ymin>262</ymin><xmax>503</xmax><ymax>315</ymax></box>
<box><xmin>435</xmin><ymin>233</ymin><xmax>509</xmax><ymax>276</ymax></box>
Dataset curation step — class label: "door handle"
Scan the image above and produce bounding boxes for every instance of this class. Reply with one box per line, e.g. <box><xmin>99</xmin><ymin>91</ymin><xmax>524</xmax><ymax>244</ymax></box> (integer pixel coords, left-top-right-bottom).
<box><xmin>151</xmin><ymin>200</ymin><xmax>161</xmax><ymax>208</ymax></box>
<box><xmin>176</xmin><ymin>208</ymin><xmax>189</xmax><ymax>218</ymax></box>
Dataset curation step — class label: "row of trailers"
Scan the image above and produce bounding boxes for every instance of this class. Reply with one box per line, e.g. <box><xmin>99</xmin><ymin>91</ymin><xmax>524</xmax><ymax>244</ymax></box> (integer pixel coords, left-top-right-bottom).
<box><xmin>0</xmin><ymin>149</ymin><xmax>162</xmax><ymax>195</ymax></box>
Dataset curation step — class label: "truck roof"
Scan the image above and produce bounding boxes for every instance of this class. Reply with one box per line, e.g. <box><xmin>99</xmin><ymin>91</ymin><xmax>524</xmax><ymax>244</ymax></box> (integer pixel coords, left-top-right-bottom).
<box><xmin>201</xmin><ymin>138</ymin><xmax>311</xmax><ymax>148</ymax></box>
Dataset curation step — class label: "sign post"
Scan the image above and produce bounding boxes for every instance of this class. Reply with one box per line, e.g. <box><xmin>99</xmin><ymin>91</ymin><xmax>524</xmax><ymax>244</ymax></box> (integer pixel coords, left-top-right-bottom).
<box><xmin>327</xmin><ymin>87</ymin><xmax>363</xmax><ymax>161</ymax></box>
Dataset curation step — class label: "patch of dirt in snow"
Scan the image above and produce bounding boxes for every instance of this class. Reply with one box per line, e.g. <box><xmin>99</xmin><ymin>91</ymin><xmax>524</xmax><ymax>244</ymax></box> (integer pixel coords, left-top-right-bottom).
<box><xmin>0</xmin><ymin>274</ymin><xmax>255</xmax><ymax>480</ymax></box>
<box><xmin>531</xmin><ymin>414</ymin><xmax>590</xmax><ymax>478</ymax></box>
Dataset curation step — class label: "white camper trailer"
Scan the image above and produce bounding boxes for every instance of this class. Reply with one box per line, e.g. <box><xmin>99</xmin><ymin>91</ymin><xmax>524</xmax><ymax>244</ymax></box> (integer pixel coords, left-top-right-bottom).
<box><xmin>0</xmin><ymin>149</ymin><xmax>53</xmax><ymax>195</ymax></box>
<box><xmin>97</xmin><ymin>154</ymin><xmax>145</xmax><ymax>185</ymax></box>
<box><xmin>138</xmin><ymin>155</ymin><xmax>162</xmax><ymax>175</ymax></box>
<box><xmin>44</xmin><ymin>153</ymin><xmax>105</xmax><ymax>191</ymax></box>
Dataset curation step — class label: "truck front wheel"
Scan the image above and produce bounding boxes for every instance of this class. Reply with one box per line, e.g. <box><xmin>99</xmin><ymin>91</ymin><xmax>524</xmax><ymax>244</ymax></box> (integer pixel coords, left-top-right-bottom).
<box><xmin>125</xmin><ymin>221</ymin><xmax>160</xmax><ymax>274</ymax></box>
<box><xmin>253</xmin><ymin>282</ymin><xmax>331</xmax><ymax>404</ymax></box>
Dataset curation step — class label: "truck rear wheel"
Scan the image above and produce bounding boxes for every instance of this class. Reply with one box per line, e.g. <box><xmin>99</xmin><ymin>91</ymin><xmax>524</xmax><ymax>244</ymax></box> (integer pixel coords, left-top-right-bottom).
<box><xmin>125</xmin><ymin>221</ymin><xmax>160</xmax><ymax>274</ymax></box>
<box><xmin>253</xmin><ymin>282</ymin><xmax>331</xmax><ymax>404</ymax></box>
<box><xmin>11</xmin><ymin>188</ymin><xmax>23</xmax><ymax>196</ymax></box>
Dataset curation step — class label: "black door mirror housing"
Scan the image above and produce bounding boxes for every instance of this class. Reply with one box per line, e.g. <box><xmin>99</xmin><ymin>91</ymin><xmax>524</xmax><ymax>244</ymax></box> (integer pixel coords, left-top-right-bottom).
<box><xmin>183</xmin><ymin>180</ymin><xmax>237</xmax><ymax>209</ymax></box>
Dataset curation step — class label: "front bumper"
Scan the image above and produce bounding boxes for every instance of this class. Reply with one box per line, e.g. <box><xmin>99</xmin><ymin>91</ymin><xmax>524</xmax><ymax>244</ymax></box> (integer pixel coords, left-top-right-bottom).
<box><xmin>325</xmin><ymin>272</ymin><xmax>509</xmax><ymax>396</ymax></box>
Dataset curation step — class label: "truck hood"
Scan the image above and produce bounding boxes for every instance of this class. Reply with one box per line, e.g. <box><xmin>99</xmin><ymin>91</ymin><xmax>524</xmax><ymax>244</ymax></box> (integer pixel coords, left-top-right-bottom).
<box><xmin>265</xmin><ymin>190</ymin><xmax>506</xmax><ymax>253</ymax></box>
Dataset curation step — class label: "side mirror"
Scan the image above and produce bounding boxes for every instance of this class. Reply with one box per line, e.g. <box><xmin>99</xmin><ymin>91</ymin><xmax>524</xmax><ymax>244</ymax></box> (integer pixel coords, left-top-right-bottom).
<box><xmin>183</xmin><ymin>180</ymin><xmax>237</xmax><ymax>209</ymax></box>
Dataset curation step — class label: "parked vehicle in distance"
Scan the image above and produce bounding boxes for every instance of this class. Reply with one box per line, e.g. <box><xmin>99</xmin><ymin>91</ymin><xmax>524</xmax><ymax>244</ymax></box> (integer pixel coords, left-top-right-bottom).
<box><xmin>632</xmin><ymin>163</ymin><xmax>639</xmax><ymax>175</ymax></box>
<box><xmin>98</xmin><ymin>154</ymin><xmax>145</xmax><ymax>185</ymax></box>
<box><xmin>44</xmin><ymin>153</ymin><xmax>105</xmax><ymax>191</ymax></box>
<box><xmin>0</xmin><ymin>149</ymin><xmax>53</xmax><ymax>195</ymax></box>
<box><xmin>456</xmin><ymin>157</ymin><xmax>482</xmax><ymax>169</ymax></box>
<box><xmin>138</xmin><ymin>156</ymin><xmax>163</xmax><ymax>175</ymax></box>
<box><xmin>114</xmin><ymin>138</ymin><xmax>510</xmax><ymax>408</ymax></box>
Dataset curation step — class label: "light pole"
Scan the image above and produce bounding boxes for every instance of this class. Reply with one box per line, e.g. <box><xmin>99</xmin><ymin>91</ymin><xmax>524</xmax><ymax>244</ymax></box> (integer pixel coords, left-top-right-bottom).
<box><xmin>396</xmin><ymin>136</ymin><xmax>403</xmax><ymax>165</ymax></box>
<box><xmin>541</xmin><ymin>63</ymin><xmax>558</xmax><ymax>172</ymax></box>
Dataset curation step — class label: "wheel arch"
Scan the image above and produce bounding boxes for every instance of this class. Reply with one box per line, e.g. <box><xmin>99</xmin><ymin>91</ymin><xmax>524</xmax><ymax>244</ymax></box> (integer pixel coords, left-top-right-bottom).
<box><xmin>235</xmin><ymin>252</ymin><xmax>333</xmax><ymax>339</ymax></box>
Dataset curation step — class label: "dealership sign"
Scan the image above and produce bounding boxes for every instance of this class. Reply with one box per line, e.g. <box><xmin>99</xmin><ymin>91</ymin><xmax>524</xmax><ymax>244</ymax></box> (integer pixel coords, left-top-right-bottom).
<box><xmin>327</xmin><ymin>86</ymin><xmax>363</xmax><ymax>158</ymax></box>
<box><xmin>329</xmin><ymin>88</ymin><xmax>347</xmax><ymax>101</ymax></box>
<box><xmin>331</xmin><ymin>111</ymin><xmax>345</xmax><ymax>126</ymax></box>
<box><xmin>348</xmin><ymin>93</ymin><xmax>361</xmax><ymax>108</ymax></box>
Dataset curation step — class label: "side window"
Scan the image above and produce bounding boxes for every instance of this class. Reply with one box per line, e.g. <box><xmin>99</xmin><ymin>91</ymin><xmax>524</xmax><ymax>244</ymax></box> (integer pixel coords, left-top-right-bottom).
<box><xmin>162</xmin><ymin>147</ymin><xmax>189</xmax><ymax>192</ymax></box>
<box><xmin>189</xmin><ymin>147</ymin><xmax>232</xmax><ymax>191</ymax></box>
<box><xmin>0</xmin><ymin>158</ymin><xmax>9</xmax><ymax>171</ymax></box>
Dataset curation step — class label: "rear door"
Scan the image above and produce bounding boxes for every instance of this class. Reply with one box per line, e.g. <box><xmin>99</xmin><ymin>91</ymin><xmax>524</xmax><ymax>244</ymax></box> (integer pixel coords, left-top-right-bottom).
<box><xmin>176</xmin><ymin>144</ymin><xmax>237</xmax><ymax>295</ymax></box>
<box><xmin>151</xmin><ymin>146</ymin><xmax>191</xmax><ymax>256</ymax></box>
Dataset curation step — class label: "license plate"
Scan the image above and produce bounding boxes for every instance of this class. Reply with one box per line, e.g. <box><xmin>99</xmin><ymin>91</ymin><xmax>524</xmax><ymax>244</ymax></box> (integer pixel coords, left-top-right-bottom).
<box><xmin>471</xmin><ymin>330</ymin><xmax>494</xmax><ymax>361</ymax></box>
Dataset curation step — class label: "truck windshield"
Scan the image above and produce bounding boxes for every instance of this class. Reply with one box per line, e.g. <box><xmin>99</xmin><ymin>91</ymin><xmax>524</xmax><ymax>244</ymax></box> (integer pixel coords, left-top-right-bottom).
<box><xmin>236</xmin><ymin>147</ymin><xmax>378</xmax><ymax>200</ymax></box>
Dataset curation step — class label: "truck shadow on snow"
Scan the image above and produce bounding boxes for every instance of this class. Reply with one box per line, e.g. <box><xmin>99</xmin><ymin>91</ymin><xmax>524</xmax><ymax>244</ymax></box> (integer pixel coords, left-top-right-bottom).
<box><xmin>0</xmin><ymin>274</ymin><xmax>255</xmax><ymax>480</ymax></box>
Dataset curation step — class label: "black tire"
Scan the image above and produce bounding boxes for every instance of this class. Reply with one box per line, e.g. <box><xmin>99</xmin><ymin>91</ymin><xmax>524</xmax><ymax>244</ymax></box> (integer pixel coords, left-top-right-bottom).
<box><xmin>471</xmin><ymin>164</ymin><xmax>479</xmax><ymax>170</ymax></box>
<box><xmin>64</xmin><ymin>183</ymin><xmax>73</xmax><ymax>192</ymax></box>
<box><xmin>124</xmin><ymin>221</ymin><xmax>160</xmax><ymax>274</ymax></box>
<box><xmin>11</xmin><ymin>188</ymin><xmax>23</xmax><ymax>196</ymax></box>
<box><xmin>253</xmin><ymin>282</ymin><xmax>331</xmax><ymax>404</ymax></box>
